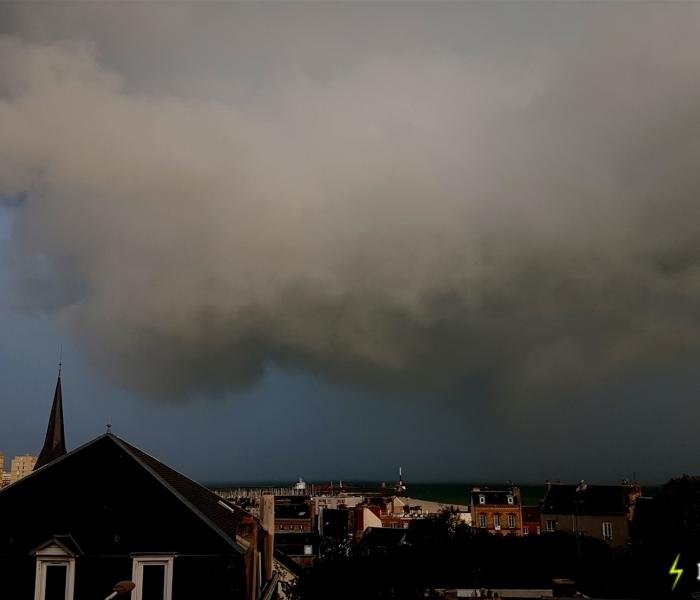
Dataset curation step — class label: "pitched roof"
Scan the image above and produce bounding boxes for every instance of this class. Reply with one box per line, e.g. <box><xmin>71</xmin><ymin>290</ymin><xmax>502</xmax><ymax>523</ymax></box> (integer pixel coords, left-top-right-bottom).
<box><xmin>3</xmin><ymin>432</ymin><xmax>252</xmax><ymax>553</ymax></box>
<box><xmin>34</xmin><ymin>376</ymin><xmax>67</xmax><ymax>470</ymax></box>
<box><xmin>540</xmin><ymin>484</ymin><xmax>628</xmax><ymax>516</ymax></box>
<box><xmin>109</xmin><ymin>434</ymin><xmax>251</xmax><ymax>552</ymax></box>
<box><xmin>471</xmin><ymin>489</ymin><xmax>519</xmax><ymax>505</ymax></box>
<box><xmin>30</xmin><ymin>535</ymin><xmax>84</xmax><ymax>557</ymax></box>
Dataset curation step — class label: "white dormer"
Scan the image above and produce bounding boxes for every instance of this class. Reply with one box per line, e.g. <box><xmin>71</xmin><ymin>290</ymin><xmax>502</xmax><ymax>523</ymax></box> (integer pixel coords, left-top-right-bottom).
<box><xmin>31</xmin><ymin>537</ymin><xmax>80</xmax><ymax>600</ymax></box>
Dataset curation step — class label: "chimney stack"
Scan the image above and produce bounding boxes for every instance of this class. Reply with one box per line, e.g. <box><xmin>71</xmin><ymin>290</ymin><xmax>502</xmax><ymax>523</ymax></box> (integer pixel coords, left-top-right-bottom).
<box><xmin>260</xmin><ymin>493</ymin><xmax>275</xmax><ymax>582</ymax></box>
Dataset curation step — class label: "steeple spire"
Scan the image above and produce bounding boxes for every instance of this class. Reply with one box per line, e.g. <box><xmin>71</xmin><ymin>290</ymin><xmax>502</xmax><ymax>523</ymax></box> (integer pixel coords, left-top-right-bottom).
<box><xmin>34</xmin><ymin>371</ymin><xmax>67</xmax><ymax>470</ymax></box>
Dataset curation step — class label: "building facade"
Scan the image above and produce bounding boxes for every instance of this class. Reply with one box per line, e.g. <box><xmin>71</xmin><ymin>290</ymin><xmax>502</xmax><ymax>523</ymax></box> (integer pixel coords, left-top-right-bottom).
<box><xmin>9</xmin><ymin>454</ymin><xmax>37</xmax><ymax>484</ymax></box>
<box><xmin>540</xmin><ymin>481</ymin><xmax>641</xmax><ymax>549</ymax></box>
<box><xmin>274</xmin><ymin>496</ymin><xmax>315</xmax><ymax>533</ymax></box>
<box><xmin>470</xmin><ymin>486</ymin><xmax>523</xmax><ymax>536</ymax></box>
<box><xmin>521</xmin><ymin>506</ymin><xmax>541</xmax><ymax>535</ymax></box>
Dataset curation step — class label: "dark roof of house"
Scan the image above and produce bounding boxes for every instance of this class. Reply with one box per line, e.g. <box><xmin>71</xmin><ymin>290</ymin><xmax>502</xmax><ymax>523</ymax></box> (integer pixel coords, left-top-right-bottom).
<box><xmin>471</xmin><ymin>489</ymin><xmax>519</xmax><ymax>506</ymax></box>
<box><xmin>361</xmin><ymin>526</ymin><xmax>408</xmax><ymax>548</ymax></box>
<box><xmin>541</xmin><ymin>484</ymin><xmax>628</xmax><ymax>516</ymax></box>
<box><xmin>110</xmin><ymin>435</ymin><xmax>252</xmax><ymax>551</ymax></box>
<box><xmin>2</xmin><ymin>432</ymin><xmax>252</xmax><ymax>553</ymax></box>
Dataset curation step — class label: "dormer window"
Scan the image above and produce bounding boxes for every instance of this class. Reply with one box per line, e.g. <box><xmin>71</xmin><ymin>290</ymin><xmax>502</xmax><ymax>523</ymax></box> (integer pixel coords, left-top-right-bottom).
<box><xmin>507</xmin><ymin>495</ymin><xmax>514</xmax><ymax>505</ymax></box>
<box><xmin>132</xmin><ymin>555</ymin><xmax>174</xmax><ymax>600</ymax></box>
<box><xmin>478</xmin><ymin>494</ymin><xmax>486</xmax><ymax>505</ymax></box>
<box><xmin>31</xmin><ymin>537</ymin><xmax>79</xmax><ymax>600</ymax></box>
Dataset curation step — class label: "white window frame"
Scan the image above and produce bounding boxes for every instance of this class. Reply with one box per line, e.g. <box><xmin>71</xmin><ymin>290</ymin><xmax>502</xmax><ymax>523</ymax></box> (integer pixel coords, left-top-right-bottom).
<box><xmin>131</xmin><ymin>555</ymin><xmax>174</xmax><ymax>600</ymax></box>
<box><xmin>546</xmin><ymin>519</ymin><xmax>557</xmax><ymax>532</ymax></box>
<box><xmin>494</xmin><ymin>513</ymin><xmax>501</xmax><ymax>530</ymax></box>
<box><xmin>34</xmin><ymin>545</ymin><xmax>76</xmax><ymax>600</ymax></box>
<box><xmin>508</xmin><ymin>513</ymin><xmax>516</xmax><ymax>529</ymax></box>
<box><xmin>478</xmin><ymin>495</ymin><xmax>486</xmax><ymax>505</ymax></box>
<box><xmin>479</xmin><ymin>513</ymin><xmax>487</xmax><ymax>528</ymax></box>
<box><xmin>602</xmin><ymin>521</ymin><xmax>613</xmax><ymax>540</ymax></box>
<box><xmin>507</xmin><ymin>495</ymin><xmax>514</xmax><ymax>505</ymax></box>
<box><xmin>523</xmin><ymin>525</ymin><xmax>529</xmax><ymax>535</ymax></box>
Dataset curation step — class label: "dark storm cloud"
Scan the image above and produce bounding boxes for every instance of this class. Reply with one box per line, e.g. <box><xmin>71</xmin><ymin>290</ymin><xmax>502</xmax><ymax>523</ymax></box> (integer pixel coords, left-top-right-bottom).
<box><xmin>1</xmin><ymin>2</ymin><xmax>699</xmax><ymax>405</ymax></box>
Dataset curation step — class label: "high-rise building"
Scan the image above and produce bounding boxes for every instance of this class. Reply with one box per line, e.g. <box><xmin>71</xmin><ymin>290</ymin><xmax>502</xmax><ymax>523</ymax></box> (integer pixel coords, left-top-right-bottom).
<box><xmin>9</xmin><ymin>455</ymin><xmax>37</xmax><ymax>484</ymax></box>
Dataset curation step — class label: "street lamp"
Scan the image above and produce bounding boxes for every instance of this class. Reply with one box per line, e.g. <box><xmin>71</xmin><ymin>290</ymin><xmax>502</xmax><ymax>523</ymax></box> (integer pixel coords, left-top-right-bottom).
<box><xmin>104</xmin><ymin>580</ymin><xmax>136</xmax><ymax>600</ymax></box>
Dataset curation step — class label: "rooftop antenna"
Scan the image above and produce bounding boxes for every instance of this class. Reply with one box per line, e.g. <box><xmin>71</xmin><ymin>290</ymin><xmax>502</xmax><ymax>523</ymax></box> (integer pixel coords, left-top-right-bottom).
<box><xmin>58</xmin><ymin>345</ymin><xmax>63</xmax><ymax>377</ymax></box>
<box><xmin>106</xmin><ymin>417</ymin><xmax>112</xmax><ymax>434</ymax></box>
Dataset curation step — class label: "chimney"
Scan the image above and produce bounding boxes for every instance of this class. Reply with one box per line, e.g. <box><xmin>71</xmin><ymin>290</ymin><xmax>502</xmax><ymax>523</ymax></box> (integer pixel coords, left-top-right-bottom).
<box><xmin>260</xmin><ymin>494</ymin><xmax>275</xmax><ymax>582</ymax></box>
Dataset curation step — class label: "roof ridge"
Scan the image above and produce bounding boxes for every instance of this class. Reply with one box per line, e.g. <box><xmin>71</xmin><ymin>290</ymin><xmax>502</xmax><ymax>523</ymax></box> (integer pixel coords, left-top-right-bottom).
<box><xmin>109</xmin><ymin>435</ymin><xmax>248</xmax><ymax>553</ymax></box>
<box><xmin>0</xmin><ymin>433</ymin><xmax>112</xmax><ymax>495</ymax></box>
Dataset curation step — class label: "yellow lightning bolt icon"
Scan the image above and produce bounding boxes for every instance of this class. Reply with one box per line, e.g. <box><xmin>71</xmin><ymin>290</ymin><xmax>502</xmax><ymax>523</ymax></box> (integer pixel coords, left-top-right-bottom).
<box><xmin>670</xmin><ymin>554</ymin><xmax>683</xmax><ymax>591</ymax></box>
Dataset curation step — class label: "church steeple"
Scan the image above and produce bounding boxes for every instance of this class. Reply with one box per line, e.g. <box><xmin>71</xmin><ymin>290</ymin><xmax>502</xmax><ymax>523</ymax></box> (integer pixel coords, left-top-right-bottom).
<box><xmin>34</xmin><ymin>372</ymin><xmax>67</xmax><ymax>470</ymax></box>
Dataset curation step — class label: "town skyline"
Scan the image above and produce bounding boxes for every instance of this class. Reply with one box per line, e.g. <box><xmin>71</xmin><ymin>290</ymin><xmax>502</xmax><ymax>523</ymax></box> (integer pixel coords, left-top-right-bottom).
<box><xmin>2</xmin><ymin>1</ymin><xmax>700</xmax><ymax>484</ymax></box>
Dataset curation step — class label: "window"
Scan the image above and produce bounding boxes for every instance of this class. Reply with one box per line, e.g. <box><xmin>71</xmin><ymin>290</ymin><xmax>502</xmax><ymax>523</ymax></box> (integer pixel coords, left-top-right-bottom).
<box><xmin>602</xmin><ymin>522</ymin><xmax>613</xmax><ymax>540</ymax></box>
<box><xmin>545</xmin><ymin>519</ymin><xmax>558</xmax><ymax>532</ymax></box>
<box><xmin>478</xmin><ymin>495</ymin><xmax>486</xmax><ymax>505</ymax></box>
<box><xmin>508</xmin><ymin>513</ymin><xmax>516</xmax><ymax>529</ymax></box>
<box><xmin>494</xmin><ymin>514</ymin><xmax>501</xmax><ymax>529</ymax></box>
<box><xmin>33</xmin><ymin>542</ymin><xmax>76</xmax><ymax>600</ymax></box>
<box><xmin>132</xmin><ymin>556</ymin><xmax>174</xmax><ymax>600</ymax></box>
<box><xmin>479</xmin><ymin>513</ymin><xmax>487</xmax><ymax>528</ymax></box>
<box><xmin>507</xmin><ymin>495</ymin><xmax>514</xmax><ymax>505</ymax></box>
<box><xmin>303</xmin><ymin>545</ymin><xmax>313</xmax><ymax>556</ymax></box>
<box><xmin>523</xmin><ymin>526</ymin><xmax>529</xmax><ymax>535</ymax></box>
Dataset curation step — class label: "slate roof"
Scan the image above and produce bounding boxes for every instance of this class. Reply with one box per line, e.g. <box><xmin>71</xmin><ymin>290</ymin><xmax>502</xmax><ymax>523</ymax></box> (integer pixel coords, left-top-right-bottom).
<box><xmin>471</xmin><ymin>489</ymin><xmax>519</xmax><ymax>505</ymax></box>
<box><xmin>2</xmin><ymin>432</ymin><xmax>252</xmax><ymax>553</ymax></box>
<box><xmin>540</xmin><ymin>484</ymin><xmax>628</xmax><ymax>516</ymax></box>
<box><xmin>110</xmin><ymin>435</ymin><xmax>252</xmax><ymax>551</ymax></box>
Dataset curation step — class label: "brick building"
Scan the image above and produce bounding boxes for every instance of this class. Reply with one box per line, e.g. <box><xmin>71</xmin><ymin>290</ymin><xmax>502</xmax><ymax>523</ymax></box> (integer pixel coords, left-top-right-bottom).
<box><xmin>274</xmin><ymin>496</ymin><xmax>315</xmax><ymax>533</ymax></box>
<box><xmin>521</xmin><ymin>506</ymin><xmax>541</xmax><ymax>535</ymax></box>
<box><xmin>470</xmin><ymin>486</ymin><xmax>523</xmax><ymax>536</ymax></box>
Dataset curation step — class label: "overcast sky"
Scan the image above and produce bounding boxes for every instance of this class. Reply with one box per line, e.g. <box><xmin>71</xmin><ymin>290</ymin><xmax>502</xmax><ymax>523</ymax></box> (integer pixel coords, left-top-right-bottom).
<box><xmin>1</xmin><ymin>1</ymin><xmax>699</xmax><ymax>485</ymax></box>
